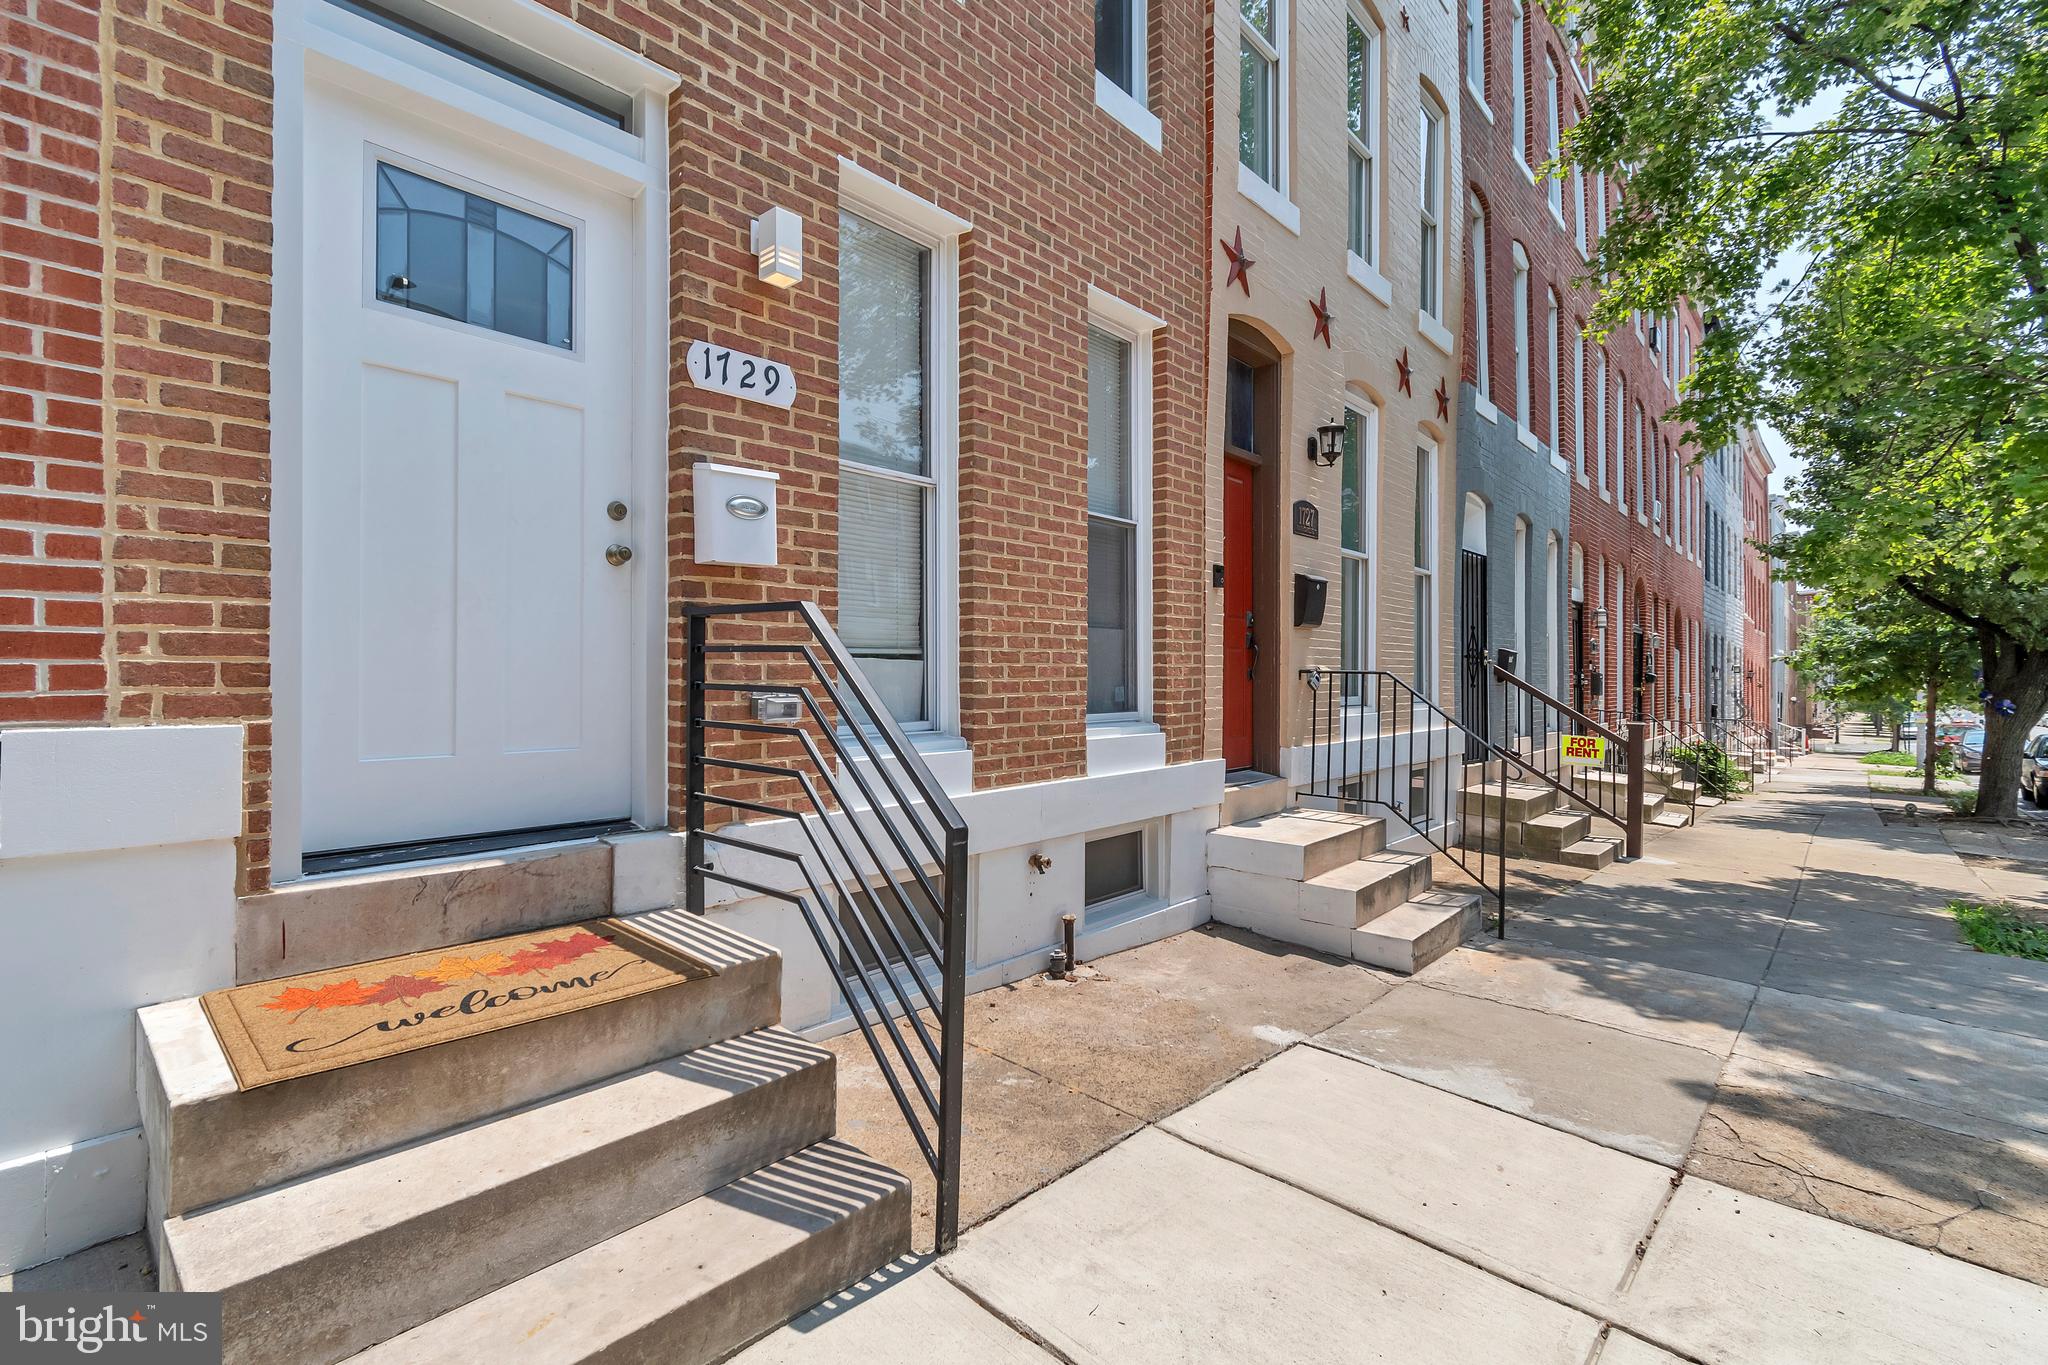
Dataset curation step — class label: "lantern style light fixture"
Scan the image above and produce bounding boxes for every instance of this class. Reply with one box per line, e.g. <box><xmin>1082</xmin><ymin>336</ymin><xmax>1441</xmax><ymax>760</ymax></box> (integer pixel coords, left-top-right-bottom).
<box><xmin>1306</xmin><ymin>419</ymin><xmax>1345</xmax><ymax>467</ymax></box>
<box><xmin>751</xmin><ymin>206</ymin><xmax>804</xmax><ymax>287</ymax></box>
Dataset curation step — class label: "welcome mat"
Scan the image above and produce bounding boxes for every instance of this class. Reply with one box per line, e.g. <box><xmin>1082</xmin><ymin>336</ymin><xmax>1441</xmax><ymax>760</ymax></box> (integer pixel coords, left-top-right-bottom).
<box><xmin>200</xmin><ymin>919</ymin><xmax>718</xmax><ymax>1090</ymax></box>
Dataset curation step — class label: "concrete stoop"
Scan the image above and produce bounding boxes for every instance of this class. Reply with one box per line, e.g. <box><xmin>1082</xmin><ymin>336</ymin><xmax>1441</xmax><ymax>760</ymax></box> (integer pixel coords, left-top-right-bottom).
<box><xmin>1455</xmin><ymin>781</ymin><xmax>1625</xmax><ymax>873</ymax></box>
<box><xmin>1207</xmin><ymin>809</ymin><xmax>1482</xmax><ymax>975</ymax></box>
<box><xmin>136</xmin><ymin>915</ymin><xmax>910</xmax><ymax>1365</ymax></box>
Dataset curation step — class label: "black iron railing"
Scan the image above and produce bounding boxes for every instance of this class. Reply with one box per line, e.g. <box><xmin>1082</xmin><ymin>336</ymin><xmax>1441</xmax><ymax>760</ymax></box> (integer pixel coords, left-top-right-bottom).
<box><xmin>1298</xmin><ymin>668</ymin><xmax>1509</xmax><ymax>936</ymax></box>
<box><xmin>1648</xmin><ymin>719</ymin><xmax>1706</xmax><ymax>819</ymax></box>
<box><xmin>1491</xmin><ymin>663</ymin><xmax>1644</xmax><ymax>855</ymax></box>
<box><xmin>684</xmin><ymin>601</ymin><xmax>967</xmax><ymax>1253</ymax></box>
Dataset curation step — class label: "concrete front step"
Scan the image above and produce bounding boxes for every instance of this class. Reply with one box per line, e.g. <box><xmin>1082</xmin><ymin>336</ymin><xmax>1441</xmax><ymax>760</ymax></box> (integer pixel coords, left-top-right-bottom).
<box><xmin>1221</xmin><ymin>771</ymin><xmax>1290</xmax><ymax>825</ymax></box>
<box><xmin>139</xmin><ymin>912</ymin><xmax>781</xmax><ymax>1228</ymax></box>
<box><xmin>161</xmin><ymin>1029</ymin><xmax>834</xmax><ymax>1365</ymax></box>
<box><xmin>1521</xmin><ymin>809</ymin><xmax>1590</xmax><ymax>853</ymax></box>
<box><xmin>1652</xmin><ymin>807</ymin><xmax>1693</xmax><ymax>830</ymax></box>
<box><xmin>1349</xmin><ymin>889</ymin><xmax>1484</xmax><ymax>975</ymax></box>
<box><xmin>1558</xmin><ymin>835</ymin><xmax>1622</xmax><ymax>870</ymax></box>
<box><xmin>350</xmin><ymin>1140</ymin><xmax>910</xmax><ymax>1365</ymax></box>
<box><xmin>1206</xmin><ymin>809</ymin><xmax>1384</xmax><ymax>883</ymax></box>
<box><xmin>1457</xmin><ymin>782</ymin><xmax>1559</xmax><ymax>821</ymax></box>
<box><xmin>1211</xmin><ymin>849</ymin><xmax>1435</xmax><ymax>954</ymax></box>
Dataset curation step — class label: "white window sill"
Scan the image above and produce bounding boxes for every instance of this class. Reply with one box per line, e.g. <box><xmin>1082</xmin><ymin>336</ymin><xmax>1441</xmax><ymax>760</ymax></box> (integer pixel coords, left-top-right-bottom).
<box><xmin>1518</xmin><ymin>158</ymin><xmax>1538</xmax><ymax>186</ymax></box>
<box><xmin>1598</xmin><ymin>487</ymin><xmax>1610</xmax><ymax>503</ymax></box>
<box><xmin>1087</xmin><ymin>720</ymin><xmax>1166</xmax><ymax>777</ymax></box>
<box><xmin>1095</xmin><ymin>71</ymin><xmax>1162</xmax><ymax>151</ymax></box>
<box><xmin>905</xmin><ymin>731</ymin><xmax>974</xmax><ymax>796</ymax></box>
<box><xmin>1516</xmin><ymin>423</ymin><xmax>1541</xmax><ymax>453</ymax></box>
<box><xmin>1465</xmin><ymin>84</ymin><xmax>1493</xmax><ymax>122</ymax></box>
<box><xmin>1237</xmin><ymin>163</ymin><xmax>1301</xmax><ymax>235</ymax></box>
<box><xmin>1346</xmin><ymin>253</ymin><xmax>1392</xmax><ymax>306</ymax></box>
<box><xmin>1473</xmin><ymin>394</ymin><xmax>1499</xmax><ymax>424</ymax></box>
<box><xmin>1550</xmin><ymin>450</ymin><xmax>1571</xmax><ymax>475</ymax></box>
<box><xmin>1417</xmin><ymin>311</ymin><xmax>1455</xmax><ymax>357</ymax></box>
<box><xmin>1576</xmin><ymin>472</ymin><xmax>1590</xmax><ymax>488</ymax></box>
<box><xmin>1548</xmin><ymin>202</ymin><xmax>1567</xmax><ymax>232</ymax></box>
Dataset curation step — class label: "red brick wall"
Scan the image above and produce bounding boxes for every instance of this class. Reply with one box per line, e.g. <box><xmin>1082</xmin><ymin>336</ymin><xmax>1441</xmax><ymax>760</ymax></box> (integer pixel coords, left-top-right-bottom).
<box><xmin>1459</xmin><ymin>0</ymin><xmax>1704</xmax><ymax>727</ymax></box>
<box><xmin>6</xmin><ymin>0</ymin><xmax>1212</xmax><ymax>881</ymax></box>
<box><xmin>2</xmin><ymin>0</ymin><xmax>108</xmax><ymax>724</ymax></box>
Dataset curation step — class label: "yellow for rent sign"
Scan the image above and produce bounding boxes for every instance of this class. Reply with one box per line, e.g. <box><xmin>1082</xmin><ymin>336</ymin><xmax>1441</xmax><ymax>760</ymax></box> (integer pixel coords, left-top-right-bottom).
<box><xmin>1560</xmin><ymin>734</ymin><xmax>1608</xmax><ymax>767</ymax></box>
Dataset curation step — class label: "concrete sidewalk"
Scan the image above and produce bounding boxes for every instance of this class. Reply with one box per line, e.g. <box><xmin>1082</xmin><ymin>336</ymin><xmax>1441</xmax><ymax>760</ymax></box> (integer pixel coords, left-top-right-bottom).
<box><xmin>741</xmin><ymin>753</ymin><xmax>2048</xmax><ymax>1364</ymax></box>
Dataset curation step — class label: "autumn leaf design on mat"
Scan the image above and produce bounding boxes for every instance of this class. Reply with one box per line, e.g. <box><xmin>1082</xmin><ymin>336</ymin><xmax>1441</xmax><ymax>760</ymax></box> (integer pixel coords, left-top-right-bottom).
<box><xmin>259</xmin><ymin>930</ymin><xmax>614</xmax><ymax>1020</ymax></box>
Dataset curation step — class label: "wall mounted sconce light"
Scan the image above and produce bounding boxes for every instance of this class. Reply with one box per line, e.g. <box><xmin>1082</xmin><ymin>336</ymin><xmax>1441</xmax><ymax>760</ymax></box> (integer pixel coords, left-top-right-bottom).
<box><xmin>751</xmin><ymin>207</ymin><xmax>803</xmax><ymax>287</ymax></box>
<box><xmin>1306</xmin><ymin>420</ymin><xmax>1345</xmax><ymax>467</ymax></box>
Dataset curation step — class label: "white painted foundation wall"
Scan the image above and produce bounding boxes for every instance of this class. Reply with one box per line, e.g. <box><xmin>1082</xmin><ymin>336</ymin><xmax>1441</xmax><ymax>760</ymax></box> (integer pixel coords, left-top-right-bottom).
<box><xmin>0</xmin><ymin>724</ymin><xmax>241</xmax><ymax>1273</ymax></box>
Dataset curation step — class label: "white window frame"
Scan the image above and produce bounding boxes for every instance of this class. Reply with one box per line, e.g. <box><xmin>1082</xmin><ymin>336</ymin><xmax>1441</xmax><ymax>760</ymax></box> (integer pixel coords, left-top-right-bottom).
<box><xmin>1545</xmin><ymin>55</ymin><xmax>1563</xmax><ymax>220</ymax></box>
<box><xmin>1085</xmin><ymin>286</ymin><xmax>1162</xmax><ymax>727</ymax></box>
<box><xmin>1095</xmin><ymin>0</ymin><xmax>1161</xmax><ymax>149</ymax></box>
<box><xmin>1080</xmin><ymin>818</ymin><xmax>1162</xmax><ymax>926</ymax></box>
<box><xmin>1512</xmin><ymin>515</ymin><xmax>1529</xmax><ymax>672</ymax></box>
<box><xmin>1416</xmin><ymin>90</ymin><xmax>1451</xmax><ymax>350</ymax></box>
<box><xmin>1572</xmin><ymin>326</ymin><xmax>1587</xmax><ymax>481</ymax></box>
<box><xmin>838</xmin><ymin>158</ymin><xmax>969</xmax><ymax>739</ymax></box>
<box><xmin>1616</xmin><ymin>374</ymin><xmax>1628</xmax><ymax>512</ymax></box>
<box><xmin>1468</xmin><ymin>197</ymin><xmax>1495</xmax><ymax>421</ymax></box>
<box><xmin>1509</xmin><ymin>0</ymin><xmax>1530</xmax><ymax>177</ymax></box>
<box><xmin>1345</xmin><ymin>3</ymin><xmax>1382</xmax><ymax>278</ymax></box>
<box><xmin>1510</xmin><ymin>241</ymin><xmax>1534</xmax><ymax>448</ymax></box>
<box><xmin>1545</xmin><ymin>288</ymin><xmax>1564</xmax><ymax>470</ymax></box>
<box><xmin>1465</xmin><ymin>0</ymin><xmax>1486</xmax><ymax>104</ymax></box>
<box><xmin>1412</xmin><ymin>438</ymin><xmax>1440</xmax><ymax>696</ymax></box>
<box><xmin>1237</xmin><ymin>0</ymin><xmax>1299</xmax><ymax>233</ymax></box>
<box><xmin>1339</xmin><ymin>394</ymin><xmax>1380</xmax><ymax>690</ymax></box>
<box><xmin>1594</xmin><ymin>347</ymin><xmax>1608</xmax><ymax>496</ymax></box>
<box><xmin>1546</xmin><ymin>531</ymin><xmax>1561</xmax><ymax>699</ymax></box>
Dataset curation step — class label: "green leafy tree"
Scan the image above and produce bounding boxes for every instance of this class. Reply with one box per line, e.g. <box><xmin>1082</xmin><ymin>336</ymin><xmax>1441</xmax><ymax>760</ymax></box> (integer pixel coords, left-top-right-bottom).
<box><xmin>1563</xmin><ymin>0</ymin><xmax>2048</xmax><ymax>815</ymax></box>
<box><xmin>1787</xmin><ymin>589</ymin><xmax>1977</xmax><ymax>787</ymax></box>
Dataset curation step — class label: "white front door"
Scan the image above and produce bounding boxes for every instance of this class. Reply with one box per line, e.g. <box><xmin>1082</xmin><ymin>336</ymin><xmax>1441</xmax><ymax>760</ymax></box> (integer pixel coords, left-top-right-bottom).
<box><xmin>300</xmin><ymin>78</ymin><xmax>636</xmax><ymax>854</ymax></box>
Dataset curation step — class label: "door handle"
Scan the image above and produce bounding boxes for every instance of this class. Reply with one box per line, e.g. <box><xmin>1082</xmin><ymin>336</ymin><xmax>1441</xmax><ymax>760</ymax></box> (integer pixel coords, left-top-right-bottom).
<box><xmin>605</xmin><ymin>544</ymin><xmax>633</xmax><ymax>566</ymax></box>
<box><xmin>1244</xmin><ymin>610</ymin><xmax>1259</xmax><ymax>679</ymax></box>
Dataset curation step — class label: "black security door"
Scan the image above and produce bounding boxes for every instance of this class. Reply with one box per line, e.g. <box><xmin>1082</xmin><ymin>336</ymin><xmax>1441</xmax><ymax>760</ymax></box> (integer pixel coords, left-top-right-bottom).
<box><xmin>1459</xmin><ymin>549</ymin><xmax>1489</xmax><ymax>759</ymax></box>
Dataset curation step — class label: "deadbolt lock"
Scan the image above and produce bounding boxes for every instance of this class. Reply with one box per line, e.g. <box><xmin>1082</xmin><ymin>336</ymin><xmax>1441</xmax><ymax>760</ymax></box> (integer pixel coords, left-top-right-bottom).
<box><xmin>607</xmin><ymin>500</ymin><xmax>628</xmax><ymax>521</ymax></box>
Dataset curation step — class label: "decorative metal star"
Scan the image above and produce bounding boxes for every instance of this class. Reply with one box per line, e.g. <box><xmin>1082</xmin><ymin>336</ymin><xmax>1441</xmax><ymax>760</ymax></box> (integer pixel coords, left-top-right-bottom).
<box><xmin>1400</xmin><ymin>6</ymin><xmax>1411</xmax><ymax>29</ymax></box>
<box><xmin>1310</xmin><ymin>287</ymin><xmax>1334</xmax><ymax>347</ymax></box>
<box><xmin>1435</xmin><ymin>377</ymin><xmax>1450</xmax><ymax>419</ymax></box>
<box><xmin>1221</xmin><ymin>228</ymin><xmax>1254</xmax><ymax>296</ymax></box>
<box><xmin>1396</xmin><ymin>348</ymin><xmax>1413</xmax><ymax>395</ymax></box>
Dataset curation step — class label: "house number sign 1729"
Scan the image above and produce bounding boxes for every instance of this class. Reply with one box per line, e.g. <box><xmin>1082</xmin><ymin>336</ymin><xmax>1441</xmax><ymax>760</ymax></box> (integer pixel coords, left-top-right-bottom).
<box><xmin>686</xmin><ymin>340</ymin><xmax>796</xmax><ymax>409</ymax></box>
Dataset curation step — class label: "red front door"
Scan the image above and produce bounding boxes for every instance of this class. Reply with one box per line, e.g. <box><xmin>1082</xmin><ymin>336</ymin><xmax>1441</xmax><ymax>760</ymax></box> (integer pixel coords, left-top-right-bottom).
<box><xmin>1222</xmin><ymin>458</ymin><xmax>1256</xmax><ymax>769</ymax></box>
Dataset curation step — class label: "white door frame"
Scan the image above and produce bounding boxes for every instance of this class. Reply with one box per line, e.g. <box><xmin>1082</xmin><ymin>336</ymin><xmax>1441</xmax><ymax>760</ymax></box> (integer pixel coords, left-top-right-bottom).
<box><xmin>270</xmin><ymin>0</ymin><xmax>677</xmax><ymax>882</ymax></box>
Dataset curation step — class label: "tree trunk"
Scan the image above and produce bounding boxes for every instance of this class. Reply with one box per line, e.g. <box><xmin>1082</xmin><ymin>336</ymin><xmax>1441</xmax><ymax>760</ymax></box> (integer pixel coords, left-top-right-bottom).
<box><xmin>1923</xmin><ymin>678</ymin><xmax>1938</xmax><ymax>796</ymax></box>
<box><xmin>1975</xmin><ymin>643</ymin><xmax>2048</xmax><ymax>821</ymax></box>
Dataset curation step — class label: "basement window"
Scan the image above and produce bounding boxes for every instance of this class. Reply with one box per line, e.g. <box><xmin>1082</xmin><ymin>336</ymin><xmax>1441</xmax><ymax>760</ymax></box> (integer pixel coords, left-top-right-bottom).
<box><xmin>1085</xmin><ymin>829</ymin><xmax>1148</xmax><ymax>907</ymax></box>
<box><xmin>837</xmin><ymin>874</ymin><xmax>943</xmax><ymax>976</ymax></box>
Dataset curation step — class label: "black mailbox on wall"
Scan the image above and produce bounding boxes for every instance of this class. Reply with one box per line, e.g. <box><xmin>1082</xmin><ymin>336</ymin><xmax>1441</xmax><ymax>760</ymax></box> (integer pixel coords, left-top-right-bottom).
<box><xmin>1293</xmin><ymin>573</ymin><xmax>1328</xmax><ymax>627</ymax></box>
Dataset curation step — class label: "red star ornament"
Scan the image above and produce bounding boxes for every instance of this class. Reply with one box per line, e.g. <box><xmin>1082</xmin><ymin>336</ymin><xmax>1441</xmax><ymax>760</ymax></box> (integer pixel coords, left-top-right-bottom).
<box><xmin>1396</xmin><ymin>348</ymin><xmax>1413</xmax><ymax>395</ymax></box>
<box><xmin>1435</xmin><ymin>377</ymin><xmax>1450</xmax><ymax>419</ymax></box>
<box><xmin>1221</xmin><ymin>228</ymin><xmax>1254</xmax><ymax>296</ymax></box>
<box><xmin>1310</xmin><ymin>288</ymin><xmax>1335</xmax><ymax>347</ymax></box>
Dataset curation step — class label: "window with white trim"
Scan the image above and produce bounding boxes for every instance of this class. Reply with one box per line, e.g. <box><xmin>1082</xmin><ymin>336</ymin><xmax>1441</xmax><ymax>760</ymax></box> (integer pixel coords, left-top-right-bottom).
<box><xmin>1594</xmin><ymin>347</ymin><xmax>1608</xmax><ymax>491</ymax></box>
<box><xmin>1512</xmin><ymin>516</ymin><xmax>1529</xmax><ymax>672</ymax></box>
<box><xmin>1615</xmin><ymin>375</ymin><xmax>1628</xmax><ymax>511</ymax></box>
<box><xmin>1418</xmin><ymin>93</ymin><xmax>1446</xmax><ymax>321</ymax></box>
<box><xmin>1511</xmin><ymin>243</ymin><xmax>1530</xmax><ymax>427</ymax></box>
<box><xmin>1546</xmin><ymin>531</ymin><xmax>1561</xmax><ymax>697</ymax></box>
<box><xmin>1096</xmin><ymin>0</ymin><xmax>1146</xmax><ymax>101</ymax></box>
<box><xmin>1339</xmin><ymin>400</ymin><xmax>1377</xmax><ymax>697</ymax></box>
<box><xmin>1086</xmin><ymin>325</ymin><xmax>1141</xmax><ymax>717</ymax></box>
<box><xmin>838</xmin><ymin>210</ymin><xmax>939</xmax><ymax>726</ymax></box>
<box><xmin>1464</xmin><ymin>0</ymin><xmax>1486</xmax><ymax>100</ymax></box>
<box><xmin>1545</xmin><ymin>55</ymin><xmax>1562</xmax><ymax>216</ymax></box>
<box><xmin>1084</xmin><ymin>827</ymin><xmax>1148</xmax><ymax>908</ymax></box>
<box><xmin>1469</xmin><ymin>197</ymin><xmax>1490</xmax><ymax>402</ymax></box>
<box><xmin>1412</xmin><ymin>442</ymin><xmax>1437</xmax><ymax>693</ymax></box>
<box><xmin>1509</xmin><ymin>0</ymin><xmax>1528</xmax><ymax>168</ymax></box>
<box><xmin>1239</xmin><ymin>0</ymin><xmax>1283</xmax><ymax>189</ymax></box>
<box><xmin>1572</xmin><ymin>326</ymin><xmax>1586</xmax><ymax>478</ymax></box>
<box><xmin>1546</xmin><ymin>288</ymin><xmax>1561</xmax><ymax>452</ymax></box>
<box><xmin>1346</xmin><ymin>6</ymin><xmax>1381</xmax><ymax>269</ymax></box>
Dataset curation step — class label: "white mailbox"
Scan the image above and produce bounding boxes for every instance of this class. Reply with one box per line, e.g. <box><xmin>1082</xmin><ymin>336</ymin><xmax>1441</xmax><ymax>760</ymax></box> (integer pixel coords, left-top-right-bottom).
<box><xmin>693</xmin><ymin>462</ymin><xmax>780</xmax><ymax>566</ymax></box>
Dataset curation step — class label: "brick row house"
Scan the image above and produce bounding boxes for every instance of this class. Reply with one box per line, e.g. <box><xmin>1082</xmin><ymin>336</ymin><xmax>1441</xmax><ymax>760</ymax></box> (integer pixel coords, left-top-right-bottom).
<box><xmin>1455</xmin><ymin>0</ymin><xmax>1708</xmax><ymax>738</ymax></box>
<box><xmin>0</xmin><ymin>0</ymin><xmax>1754</xmax><ymax>1340</ymax></box>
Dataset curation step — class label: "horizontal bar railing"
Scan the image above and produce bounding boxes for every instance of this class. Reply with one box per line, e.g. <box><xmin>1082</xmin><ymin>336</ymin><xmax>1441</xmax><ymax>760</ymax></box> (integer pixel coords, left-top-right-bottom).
<box><xmin>1489</xmin><ymin>663</ymin><xmax>1636</xmax><ymax>843</ymax></box>
<box><xmin>685</xmin><ymin>601</ymin><xmax>968</xmax><ymax>1253</ymax></box>
<box><xmin>1299</xmin><ymin>668</ymin><xmax>1510</xmax><ymax>937</ymax></box>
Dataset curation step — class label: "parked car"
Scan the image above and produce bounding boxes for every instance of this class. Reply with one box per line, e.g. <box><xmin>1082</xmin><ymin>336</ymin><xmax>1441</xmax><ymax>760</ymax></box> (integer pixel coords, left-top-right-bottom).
<box><xmin>1959</xmin><ymin>728</ymin><xmax>1986</xmax><ymax>774</ymax></box>
<box><xmin>2024</xmin><ymin>732</ymin><xmax>2048</xmax><ymax>803</ymax></box>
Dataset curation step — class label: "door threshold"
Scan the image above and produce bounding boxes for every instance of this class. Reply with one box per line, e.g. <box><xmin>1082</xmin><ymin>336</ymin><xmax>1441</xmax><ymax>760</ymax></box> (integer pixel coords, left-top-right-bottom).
<box><xmin>301</xmin><ymin>818</ymin><xmax>638</xmax><ymax>879</ymax></box>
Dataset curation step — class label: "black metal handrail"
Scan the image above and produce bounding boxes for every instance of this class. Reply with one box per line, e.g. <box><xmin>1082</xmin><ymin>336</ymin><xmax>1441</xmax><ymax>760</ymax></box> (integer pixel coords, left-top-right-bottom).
<box><xmin>1299</xmin><ymin>668</ymin><xmax>1509</xmax><ymax>936</ymax></box>
<box><xmin>1490</xmin><ymin>663</ymin><xmax>1641</xmax><ymax>851</ymax></box>
<box><xmin>684</xmin><ymin>600</ymin><xmax>967</xmax><ymax>1253</ymax></box>
<box><xmin>1648</xmin><ymin>719</ymin><xmax>1706</xmax><ymax>818</ymax></box>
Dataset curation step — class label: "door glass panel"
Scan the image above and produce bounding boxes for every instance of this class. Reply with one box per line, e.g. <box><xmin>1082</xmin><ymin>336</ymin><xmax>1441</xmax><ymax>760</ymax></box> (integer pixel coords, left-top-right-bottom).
<box><xmin>375</xmin><ymin>163</ymin><xmax>573</xmax><ymax>349</ymax></box>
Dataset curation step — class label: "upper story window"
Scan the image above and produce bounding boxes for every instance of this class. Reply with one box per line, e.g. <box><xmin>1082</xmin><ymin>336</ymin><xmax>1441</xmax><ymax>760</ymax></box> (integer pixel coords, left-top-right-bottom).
<box><xmin>1339</xmin><ymin>401</ymin><xmax>1377</xmax><ymax>685</ymax></box>
<box><xmin>1510</xmin><ymin>243</ymin><xmax>1531</xmax><ymax>427</ymax></box>
<box><xmin>1508</xmin><ymin>0</ymin><xmax>1529</xmax><ymax>170</ymax></box>
<box><xmin>1346</xmin><ymin>6</ymin><xmax>1381</xmax><ymax>269</ymax></box>
<box><xmin>1595</xmin><ymin>348</ymin><xmax>1609</xmax><ymax>492</ymax></box>
<box><xmin>1418</xmin><ymin>94</ymin><xmax>1446</xmax><ymax>321</ymax></box>
<box><xmin>1464</xmin><ymin>0</ymin><xmax>1486</xmax><ymax>101</ymax></box>
<box><xmin>1239</xmin><ymin>0</ymin><xmax>1284</xmax><ymax>189</ymax></box>
<box><xmin>1469</xmin><ymin>198</ymin><xmax>1491</xmax><ymax>402</ymax></box>
<box><xmin>1086</xmin><ymin>324</ymin><xmax>1141</xmax><ymax>718</ymax></box>
<box><xmin>1546</xmin><ymin>289</ymin><xmax>1562</xmax><ymax>453</ymax></box>
<box><xmin>1412</xmin><ymin>443</ymin><xmax>1438</xmax><ymax>694</ymax></box>
<box><xmin>1545</xmin><ymin>56</ymin><xmax>1563</xmax><ymax>216</ymax></box>
<box><xmin>1096</xmin><ymin>0</ymin><xmax>1145</xmax><ymax>100</ymax></box>
<box><xmin>1572</xmin><ymin>327</ymin><xmax>1587</xmax><ymax>478</ymax></box>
